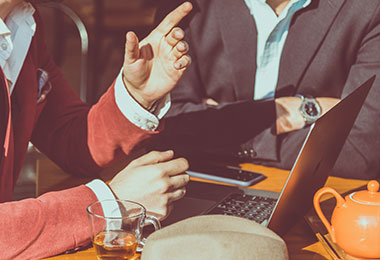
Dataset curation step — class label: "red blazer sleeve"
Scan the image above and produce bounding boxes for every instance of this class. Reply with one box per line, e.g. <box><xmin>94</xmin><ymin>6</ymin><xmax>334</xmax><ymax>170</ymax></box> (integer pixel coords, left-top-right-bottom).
<box><xmin>0</xmin><ymin>185</ymin><xmax>98</xmax><ymax>260</ymax></box>
<box><xmin>29</xmin><ymin>11</ymin><xmax>160</xmax><ymax>175</ymax></box>
<box><xmin>87</xmin><ymin>84</ymin><xmax>161</xmax><ymax>167</ymax></box>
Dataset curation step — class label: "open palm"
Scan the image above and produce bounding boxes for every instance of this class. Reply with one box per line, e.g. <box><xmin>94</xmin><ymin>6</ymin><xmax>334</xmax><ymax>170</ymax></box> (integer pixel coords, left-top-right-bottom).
<box><xmin>122</xmin><ymin>2</ymin><xmax>192</xmax><ymax>109</ymax></box>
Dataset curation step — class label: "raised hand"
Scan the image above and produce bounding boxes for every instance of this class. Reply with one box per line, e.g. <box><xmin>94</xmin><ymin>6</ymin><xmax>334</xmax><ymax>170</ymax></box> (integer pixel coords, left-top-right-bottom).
<box><xmin>108</xmin><ymin>150</ymin><xmax>190</xmax><ymax>220</ymax></box>
<box><xmin>122</xmin><ymin>2</ymin><xmax>193</xmax><ymax>110</ymax></box>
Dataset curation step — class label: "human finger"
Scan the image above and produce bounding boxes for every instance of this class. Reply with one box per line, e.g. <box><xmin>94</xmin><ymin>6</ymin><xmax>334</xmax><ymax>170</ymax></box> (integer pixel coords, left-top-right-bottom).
<box><xmin>171</xmin><ymin>41</ymin><xmax>189</xmax><ymax>59</ymax></box>
<box><xmin>128</xmin><ymin>150</ymin><xmax>174</xmax><ymax>168</ymax></box>
<box><xmin>124</xmin><ymin>31</ymin><xmax>140</xmax><ymax>64</ymax></box>
<box><xmin>155</xmin><ymin>2</ymin><xmax>192</xmax><ymax>36</ymax></box>
<box><xmin>169</xmin><ymin>173</ymin><xmax>190</xmax><ymax>190</ymax></box>
<box><xmin>157</xmin><ymin>157</ymin><xmax>189</xmax><ymax>177</ymax></box>
<box><xmin>202</xmin><ymin>98</ymin><xmax>219</xmax><ymax>106</ymax></box>
<box><xmin>174</xmin><ymin>54</ymin><xmax>192</xmax><ymax>70</ymax></box>
<box><xmin>167</xmin><ymin>187</ymin><xmax>187</xmax><ymax>203</ymax></box>
<box><xmin>165</xmin><ymin>27</ymin><xmax>185</xmax><ymax>47</ymax></box>
<box><xmin>166</xmin><ymin>204</ymin><xmax>174</xmax><ymax>218</ymax></box>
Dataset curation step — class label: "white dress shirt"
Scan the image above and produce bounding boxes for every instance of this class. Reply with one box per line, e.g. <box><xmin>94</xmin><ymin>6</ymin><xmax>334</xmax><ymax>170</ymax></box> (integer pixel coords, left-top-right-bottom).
<box><xmin>0</xmin><ymin>2</ymin><xmax>36</xmax><ymax>92</ymax></box>
<box><xmin>244</xmin><ymin>0</ymin><xmax>311</xmax><ymax>100</ymax></box>
<box><xmin>0</xmin><ymin>2</ymin><xmax>170</xmax><ymax>203</ymax></box>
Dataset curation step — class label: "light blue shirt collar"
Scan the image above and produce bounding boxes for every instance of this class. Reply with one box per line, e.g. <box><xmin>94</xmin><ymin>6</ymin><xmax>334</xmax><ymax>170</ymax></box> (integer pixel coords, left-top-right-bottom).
<box><xmin>244</xmin><ymin>0</ymin><xmax>312</xmax><ymax>99</ymax></box>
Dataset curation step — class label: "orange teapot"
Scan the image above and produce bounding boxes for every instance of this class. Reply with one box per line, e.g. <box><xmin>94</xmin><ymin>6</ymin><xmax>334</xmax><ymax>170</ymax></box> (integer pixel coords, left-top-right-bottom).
<box><xmin>314</xmin><ymin>180</ymin><xmax>380</xmax><ymax>259</ymax></box>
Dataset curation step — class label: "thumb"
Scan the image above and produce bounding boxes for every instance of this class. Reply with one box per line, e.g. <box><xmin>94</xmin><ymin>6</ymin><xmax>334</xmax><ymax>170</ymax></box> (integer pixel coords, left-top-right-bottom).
<box><xmin>124</xmin><ymin>31</ymin><xmax>140</xmax><ymax>64</ymax></box>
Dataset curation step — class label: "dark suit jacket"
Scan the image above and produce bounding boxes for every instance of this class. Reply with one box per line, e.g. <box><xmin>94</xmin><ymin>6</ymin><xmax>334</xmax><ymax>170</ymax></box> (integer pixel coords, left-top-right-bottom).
<box><xmin>0</xmin><ymin>10</ymin><xmax>159</xmax><ymax>259</ymax></box>
<box><xmin>156</xmin><ymin>0</ymin><xmax>380</xmax><ymax>179</ymax></box>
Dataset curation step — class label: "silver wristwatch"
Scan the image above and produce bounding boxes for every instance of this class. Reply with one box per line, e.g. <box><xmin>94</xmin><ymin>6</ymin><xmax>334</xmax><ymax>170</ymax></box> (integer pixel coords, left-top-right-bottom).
<box><xmin>295</xmin><ymin>94</ymin><xmax>322</xmax><ymax>125</ymax></box>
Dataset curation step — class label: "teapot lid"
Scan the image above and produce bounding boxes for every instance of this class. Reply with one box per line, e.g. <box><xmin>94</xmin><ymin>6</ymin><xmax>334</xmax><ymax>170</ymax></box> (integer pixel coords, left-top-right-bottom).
<box><xmin>351</xmin><ymin>180</ymin><xmax>380</xmax><ymax>205</ymax></box>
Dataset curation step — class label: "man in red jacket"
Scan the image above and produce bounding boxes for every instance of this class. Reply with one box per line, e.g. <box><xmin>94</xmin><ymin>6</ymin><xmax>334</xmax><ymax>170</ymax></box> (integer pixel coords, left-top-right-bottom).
<box><xmin>0</xmin><ymin>0</ymin><xmax>193</xmax><ymax>259</ymax></box>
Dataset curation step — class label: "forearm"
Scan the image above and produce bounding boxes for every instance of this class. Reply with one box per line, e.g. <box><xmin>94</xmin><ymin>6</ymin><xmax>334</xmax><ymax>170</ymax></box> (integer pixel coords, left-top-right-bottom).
<box><xmin>88</xmin><ymin>84</ymin><xmax>161</xmax><ymax>167</ymax></box>
<box><xmin>0</xmin><ymin>186</ymin><xmax>97</xmax><ymax>260</ymax></box>
<box><xmin>167</xmin><ymin>99</ymin><xmax>212</xmax><ymax>117</ymax></box>
<box><xmin>158</xmin><ymin>99</ymin><xmax>276</xmax><ymax>155</ymax></box>
<box><xmin>275</xmin><ymin>96</ymin><xmax>340</xmax><ymax>135</ymax></box>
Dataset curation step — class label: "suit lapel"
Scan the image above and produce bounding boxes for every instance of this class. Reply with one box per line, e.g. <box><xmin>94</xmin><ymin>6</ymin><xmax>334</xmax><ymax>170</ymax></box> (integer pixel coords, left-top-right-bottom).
<box><xmin>0</xmin><ymin>68</ymin><xmax>15</xmax><ymax>202</ymax></box>
<box><xmin>276</xmin><ymin>0</ymin><xmax>346</xmax><ymax>95</ymax></box>
<box><xmin>0</xmin><ymin>74</ymin><xmax>8</xmax><ymax>149</ymax></box>
<box><xmin>215</xmin><ymin>0</ymin><xmax>257</xmax><ymax>100</ymax></box>
<box><xmin>0</xmin><ymin>68</ymin><xmax>11</xmax><ymax>158</ymax></box>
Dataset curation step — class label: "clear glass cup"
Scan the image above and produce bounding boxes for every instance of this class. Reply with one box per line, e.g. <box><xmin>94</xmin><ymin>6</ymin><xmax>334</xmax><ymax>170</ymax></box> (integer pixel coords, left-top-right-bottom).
<box><xmin>87</xmin><ymin>199</ymin><xmax>161</xmax><ymax>260</ymax></box>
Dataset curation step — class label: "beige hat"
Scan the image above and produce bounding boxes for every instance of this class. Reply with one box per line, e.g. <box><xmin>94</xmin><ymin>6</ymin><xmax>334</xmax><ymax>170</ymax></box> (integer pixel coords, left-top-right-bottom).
<box><xmin>141</xmin><ymin>215</ymin><xmax>288</xmax><ymax>260</ymax></box>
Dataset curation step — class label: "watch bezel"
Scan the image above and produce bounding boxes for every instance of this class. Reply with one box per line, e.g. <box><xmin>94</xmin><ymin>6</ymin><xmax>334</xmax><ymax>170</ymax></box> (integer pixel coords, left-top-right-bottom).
<box><xmin>296</xmin><ymin>95</ymin><xmax>322</xmax><ymax>124</ymax></box>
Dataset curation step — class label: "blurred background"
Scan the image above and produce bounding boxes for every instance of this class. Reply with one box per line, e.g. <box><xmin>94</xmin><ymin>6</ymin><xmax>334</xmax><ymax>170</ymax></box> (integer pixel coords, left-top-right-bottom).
<box><xmin>13</xmin><ymin>0</ymin><xmax>161</xmax><ymax>200</ymax></box>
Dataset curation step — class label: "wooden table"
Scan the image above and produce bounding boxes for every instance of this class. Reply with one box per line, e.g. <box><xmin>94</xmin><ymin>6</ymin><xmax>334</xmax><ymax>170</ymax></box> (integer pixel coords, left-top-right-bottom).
<box><xmin>39</xmin><ymin>158</ymin><xmax>368</xmax><ymax>260</ymax></box>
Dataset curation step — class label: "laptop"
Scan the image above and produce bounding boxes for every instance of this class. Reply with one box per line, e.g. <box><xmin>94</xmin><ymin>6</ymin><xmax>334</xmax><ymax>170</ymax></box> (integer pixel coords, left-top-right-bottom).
<box><xmin>161</xmin><ymin>76</ymin><xmax>375</xmax><ymax>236</ymax></box>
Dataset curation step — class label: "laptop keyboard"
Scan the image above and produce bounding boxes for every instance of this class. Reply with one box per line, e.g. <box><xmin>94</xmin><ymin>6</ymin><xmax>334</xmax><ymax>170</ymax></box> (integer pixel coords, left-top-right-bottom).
<box><xmin>206</xmin><ymin>193</ymin><xmax>277</xmax><ymax>224</ymax></box>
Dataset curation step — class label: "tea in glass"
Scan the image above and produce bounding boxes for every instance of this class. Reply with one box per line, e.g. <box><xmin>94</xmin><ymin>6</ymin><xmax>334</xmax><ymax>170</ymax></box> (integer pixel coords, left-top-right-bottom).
<box><xmin>87</xmin><ymin>200</ymin><xmax>161</xmax><ymax>260</ymax></box>
<box><xmin>93</xmin><ymin>230</ymin><xmax>138</xmax><ymax>260</ymax></box>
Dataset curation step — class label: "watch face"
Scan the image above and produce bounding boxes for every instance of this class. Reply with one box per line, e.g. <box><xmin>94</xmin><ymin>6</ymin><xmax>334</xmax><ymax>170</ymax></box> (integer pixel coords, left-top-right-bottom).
<box><xmin>300</xmin><ymin>98</ymin><xmax>322</xmax><ymax>124</ymax></box>
<box><xmin>303</xmin><ymin>100</ymin><xmax>320</xmax><ymax>117</ymax></box>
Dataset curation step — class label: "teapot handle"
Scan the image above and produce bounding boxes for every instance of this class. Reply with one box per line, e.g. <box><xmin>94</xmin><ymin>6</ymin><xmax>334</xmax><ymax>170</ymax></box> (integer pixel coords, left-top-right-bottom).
<box><xmin>313</xmin><ymin>187</ymin><xmax>345</xmax><ymax>243</ymax></box>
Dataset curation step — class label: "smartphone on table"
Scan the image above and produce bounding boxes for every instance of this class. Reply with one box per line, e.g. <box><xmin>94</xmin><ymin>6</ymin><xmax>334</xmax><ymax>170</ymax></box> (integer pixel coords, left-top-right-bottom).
<box><xmin>186</xmin><ymin>161</ymin><xmax>266</xmax><ymax>187</ymax></box>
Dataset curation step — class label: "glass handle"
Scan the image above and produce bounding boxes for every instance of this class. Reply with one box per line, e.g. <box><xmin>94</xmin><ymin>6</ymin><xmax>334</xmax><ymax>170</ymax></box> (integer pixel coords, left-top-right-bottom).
<box><xmin>138</xmin><ymin>215</ymin><xmax>161</xmax><ymax>251</ymax></box>
<box><xmin>145</xmin><ymin>215</ymin><xmax>161</xmax><ymax>230</ymax></box>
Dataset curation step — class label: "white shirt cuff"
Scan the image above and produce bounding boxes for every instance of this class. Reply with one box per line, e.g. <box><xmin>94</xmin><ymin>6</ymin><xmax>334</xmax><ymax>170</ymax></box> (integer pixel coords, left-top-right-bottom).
<box><xmin>86</xmin><ymin>179</ymin><xmax>120</xmax><ymax>218</ymax></box>
<box><xmin>86</xmin><ymin>179</ymin><xmax>115</xmax><ymax>201</ymax></box>
<box><xmin>114</xmin><ymin>70</ymin><xmax>171</xmax><ymax>131</ymax></box>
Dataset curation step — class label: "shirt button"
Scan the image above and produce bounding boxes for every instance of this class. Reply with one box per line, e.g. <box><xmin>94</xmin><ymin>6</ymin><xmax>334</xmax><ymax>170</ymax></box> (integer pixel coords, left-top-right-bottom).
<box><xmin>147</xmin><ymin>121</ymin><xmax>155</xmax><ymax>130</ymax></box>
<box><xmin>249</xmin><ymin>149</ymin><xmax>257</xmax><ymax>159</ymax></box>
<box><xmin>1</xmin><ymin>43</ymin><xmax>8</xmax><ymax>51</ymax></box>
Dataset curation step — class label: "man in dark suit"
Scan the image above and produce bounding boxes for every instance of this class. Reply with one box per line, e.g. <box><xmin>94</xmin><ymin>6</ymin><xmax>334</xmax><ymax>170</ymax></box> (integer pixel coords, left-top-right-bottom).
<box><xmin>155</xmin><ymin>0</ymin><xmax>380</xmax><ymax>180</ymax></box>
